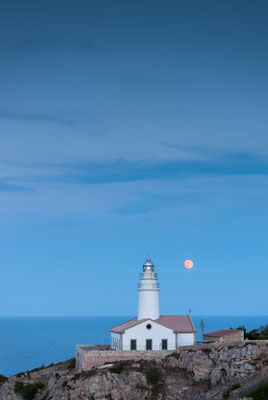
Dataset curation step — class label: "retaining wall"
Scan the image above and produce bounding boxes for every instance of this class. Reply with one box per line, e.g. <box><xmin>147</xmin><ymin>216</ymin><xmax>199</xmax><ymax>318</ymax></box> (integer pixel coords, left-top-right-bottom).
<box><xmin>75</xmin><ymin>345</ymin><xmax>172</xmax><ymax>369</ymax></box>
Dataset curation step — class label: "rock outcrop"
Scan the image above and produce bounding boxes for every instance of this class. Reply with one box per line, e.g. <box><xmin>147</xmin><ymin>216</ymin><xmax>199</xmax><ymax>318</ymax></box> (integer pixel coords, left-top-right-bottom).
<box><xmin>166</xmin><ymin>341</ymin><xmax>268</xmax><ymax>387</ymax></box>
<box><xmin>0</xmin><ymin>341</ymin><xmax>267</xmax><ymax>400</ymax></box>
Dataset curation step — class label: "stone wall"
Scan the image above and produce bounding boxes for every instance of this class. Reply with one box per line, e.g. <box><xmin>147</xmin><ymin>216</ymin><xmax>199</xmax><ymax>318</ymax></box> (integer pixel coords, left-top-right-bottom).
<box><xmin>203</xmin><ymin>330</ymin><xmax>244</xmax><ymax>343</ymax></box>
<box><xmin>75</xmin><ymin>345</ymin><xmax>172</xmax><ymax>369</ymax></box>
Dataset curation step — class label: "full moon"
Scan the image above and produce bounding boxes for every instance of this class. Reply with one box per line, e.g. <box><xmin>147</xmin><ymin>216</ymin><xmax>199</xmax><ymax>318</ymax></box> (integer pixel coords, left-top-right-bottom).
<box><xmin>184</xmin><ymin>260</ymin><xmax>193</xmax><ymax>269</ymax></box>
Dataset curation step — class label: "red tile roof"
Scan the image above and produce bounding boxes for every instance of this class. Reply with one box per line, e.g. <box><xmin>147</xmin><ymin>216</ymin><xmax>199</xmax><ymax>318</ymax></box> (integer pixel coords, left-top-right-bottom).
<box><xmin>203</xmin><ymin>329</ymin><xmax>240</xmax><ymax>338</ymax></box>
<box><xmin>110</xmin><ymin>318</ymin><xmax>145</xmax><ymax>333</ymax></box>
<box><xmin>110</xmin><ymin>315</ymin><xmax>196</xmax><ymax>334</ymax></box>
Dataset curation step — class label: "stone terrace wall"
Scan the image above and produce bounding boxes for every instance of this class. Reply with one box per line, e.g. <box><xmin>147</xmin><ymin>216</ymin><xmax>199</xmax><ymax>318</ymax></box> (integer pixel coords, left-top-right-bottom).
<box><xmin>76</xmin><ymin>340</ymin><xmax>268</xmax><ymax>389</ymax></box>
<box><xmin>75</xmin><ymin>345</ymin><xmax>172</xmax><ymax>369</ymax></box>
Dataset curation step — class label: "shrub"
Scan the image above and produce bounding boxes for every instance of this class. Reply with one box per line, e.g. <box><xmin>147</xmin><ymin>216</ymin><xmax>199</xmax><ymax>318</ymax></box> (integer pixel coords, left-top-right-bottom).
<box><xmin>238</xmin><ymin>324</ymin><xmax>268</xmax><ymax>340</ymax></box>
<box><xmin>146</xmin><ymin>368</ymin><xmax>161</xmax><ymax>385</ymax></box>
<box><xmin>247</xmin><ymin>382</ymin><xmax>268</xmax><ymax>400</ymax></box>
<box><xmin>109</xmin><ymin>364</ymin><xmax>124</xmax><ymax>374</ymax></box>
<box><xmin>170</xmin><ymin>352</ymin><xmax>180</xmax><ymax>359</ymax></box>
<box><xmin>71</xmin><ymin>372</ymin><xmax>82</xmax><ymax>382</ymax></box>
<box><xmin>230</xmin><ymin>383</ymin><xmax>241</xmax><ymax>390</ymax></box>
<box><xmin>81</xmin><ymin>370</ymin><xmax>96</xmax><ymax>379</ymax></box>
<box><xmin>223</xmin><ymin>390</ymin><xmax>230</xmax><ymax>399</ymax></box>
<box><xmin>14</xmin><ymin>381</ymin><xmax>45</xmax><ymax>400</ymax></box>
<box><xmin>70</xmin><ymin>370</ymin><xmax>96</xmax><ymax>381</ymax></box>
<box><xmin>67</xmin><ymin>358</ymin><xmax>76</xmax><ymax>369</ymax></box>
<box><xmin>151</xmin><ymin>383</ymin><xmax>161</xmax><ymax>397</ymax></box>
<box><xmin>14</xmin><ymin>381</ymin><xmax>24</xmax><ymax>393</ymax></box>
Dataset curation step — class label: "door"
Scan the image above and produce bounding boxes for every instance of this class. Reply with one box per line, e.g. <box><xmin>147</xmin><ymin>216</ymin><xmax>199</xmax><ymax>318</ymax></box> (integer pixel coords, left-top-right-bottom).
<box><xmin>146</xmin><ymin>339</ymin><xmax>152</xmax><ymax>350</ymax></box>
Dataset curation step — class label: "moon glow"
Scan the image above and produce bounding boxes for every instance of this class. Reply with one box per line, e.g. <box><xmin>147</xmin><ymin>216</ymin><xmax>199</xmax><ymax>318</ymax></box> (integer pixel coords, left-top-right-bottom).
<box><xmin>184</xmin><ymin>260</ymin><xmax>193</xmax><ymax>269</ymax></box>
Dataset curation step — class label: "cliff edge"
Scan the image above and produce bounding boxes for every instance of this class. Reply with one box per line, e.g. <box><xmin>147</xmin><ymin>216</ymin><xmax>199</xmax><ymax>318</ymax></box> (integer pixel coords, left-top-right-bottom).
<box><xmin>0</xmin><ymin>341</ymin><xmax>267</xmax><ymax>400</ymax></box>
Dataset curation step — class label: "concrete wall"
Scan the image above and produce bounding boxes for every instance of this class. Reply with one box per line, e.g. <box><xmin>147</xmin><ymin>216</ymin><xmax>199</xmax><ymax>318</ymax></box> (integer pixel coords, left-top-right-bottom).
<box><xmin>122</xmin><ymin>319</ymin><xmax>176</xmax><ymax>350</ymax></box>
<box><xmin>76</xmin><ymin>345</ymin><xmax>172</xmax><ymax>370</ymax></box>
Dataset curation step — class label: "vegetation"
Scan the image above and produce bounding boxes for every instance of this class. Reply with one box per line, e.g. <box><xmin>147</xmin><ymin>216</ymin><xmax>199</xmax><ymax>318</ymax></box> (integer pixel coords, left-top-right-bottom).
<box><xmin>14</xmin><ymin>381</ymin><xmax>24</xmax><ymax>393</ymax></box>
<box><xmin>230</xmin><ymin>382</ymin><xmax>241</xmax><ymax>390</ymax></box>
<box><xmin>67</xmin><ymin>358</ymin><xmax>76</xmax><ymax>370</ymax></box>
<box><xmin>202</xmin><ymin>348</ymin><xmax>212</xmax><ymax>355</ymax></box>
<box><xmin>247</xmin><ymin>382</ymin><xmax>268</xmax><ymax>400</ymax></box>
<box><xmin>222</xmin><ymin>382</ymin><xmax>241</xmax><ymax>398</ymax></box>
<box><xmin>71</xmin><ymin>372</ymin><xmax>82</xmax><ymax>382</ymax></box>
<box><xmin>14</xmin><ymin>381</ymin><xmax>45</xmax><ymax>400</ymax></box>
<box><xmin>200</xmin><ymin>319</ymin><xmax>206</xmax><ymax>335</ymax></box>
<box><xmin>236</xmin><ymin>325</ymin><xmax>268</xmax><ymax>340</ymax></box>
<box><xmin>169</xmin><ymin>352</ymin><xmax>180</xmax><ymax>359</ymax></box>
<box><xmin>109</xmin><ymin>364</ymin><xmax>124</xmax><ymax>374</ymax></box>
<box><xmin>151</xmin><ymin>383</ymin><xmax>161</xmax><ymax>397</ymax></box>
<box><xmin>146</xmin><ymin>368</ymin><xmax>162</xmax><ymax>398</ymax></box>
<box><xmin>16</xmin><ymin>363</ymin><xmax>55</xmax><ymax>378</ymax></box>
<box><xmin>223</xmin><ymin>389</ymin><xmax>230</xmax><ymax>398</ymax></box>
<box><xmin>146</xmin><ymin>368</ymin><xmax>161</xmax><ymax>385</ymax></box>
<box><xmin>0</xmin><ymin>374</ymin><xmax>7</xmax><ymax>384</ymax></box>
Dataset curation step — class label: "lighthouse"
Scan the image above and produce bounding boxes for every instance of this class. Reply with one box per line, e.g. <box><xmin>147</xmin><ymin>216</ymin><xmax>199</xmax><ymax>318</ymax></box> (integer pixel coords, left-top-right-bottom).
<box><xmin>110</xmin><ymin>255</ymin><xmax>196</xmax><ymax>350</ymax></box>
<box><xmin>138</xmin><ymin>256</ymin><xmax>160</xmax><ymax>320</ymax></box>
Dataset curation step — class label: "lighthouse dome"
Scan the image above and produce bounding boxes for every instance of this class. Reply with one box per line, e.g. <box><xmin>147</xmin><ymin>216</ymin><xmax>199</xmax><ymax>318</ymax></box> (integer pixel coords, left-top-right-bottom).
<box><xmin>143</xmin><ymin>256</ymin><xmax>154</xmax><ymax>271</ymax></box>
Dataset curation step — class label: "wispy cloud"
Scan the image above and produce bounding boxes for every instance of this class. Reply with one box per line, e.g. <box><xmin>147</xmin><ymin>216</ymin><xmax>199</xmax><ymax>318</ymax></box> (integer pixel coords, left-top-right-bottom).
<box><xmin>0</xmin><ymin>182</ymin><xmax>32</xmax><ymax>192</ymax></box>
<box><xmin>10</xmin><ymin>150</ymin><xmax>268</xmax><ymax>187</ymax></box>
<box><xmin>0</xmin><ymin>109</ymin><xmax>78</xmax><ymax>128</ymax></box>
<box><xmin>0</xmin><ymin>109</ymin><xmax>105</xmax><ymax>134</ymax></box>
<box><xmin>1</xmin><ymin>36</ymin><xmax>102</xmax><ymax>53</ymax></box>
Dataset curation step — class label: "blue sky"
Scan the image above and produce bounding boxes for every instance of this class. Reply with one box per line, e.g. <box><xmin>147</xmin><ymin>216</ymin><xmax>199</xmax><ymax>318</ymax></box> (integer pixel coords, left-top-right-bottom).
<box><xmin>0</xmin><ymin>0</ymin><xmax>267</xmax><ymax>317</ymax></box>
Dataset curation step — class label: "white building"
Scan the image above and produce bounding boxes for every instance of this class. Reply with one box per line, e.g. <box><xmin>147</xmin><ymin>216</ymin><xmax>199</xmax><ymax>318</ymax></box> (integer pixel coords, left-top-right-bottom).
<box><xmin>110</xmin><ymin>256</ymin><xmax>196</xmax><ymax>351</ymax></box>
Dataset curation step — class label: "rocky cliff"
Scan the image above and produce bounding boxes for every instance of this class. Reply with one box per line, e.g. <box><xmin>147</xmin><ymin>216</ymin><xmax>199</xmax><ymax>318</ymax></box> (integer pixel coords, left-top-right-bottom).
<box><xmin>0</xmin><ymin>341</ymin><xmax>267</xmax><ymax>400</ymax></box>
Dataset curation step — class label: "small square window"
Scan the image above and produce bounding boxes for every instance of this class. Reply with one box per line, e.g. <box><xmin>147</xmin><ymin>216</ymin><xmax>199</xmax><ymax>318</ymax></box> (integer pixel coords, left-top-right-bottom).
<box><xmin>130</xmin><ymin>339</ymin><xmax>137</xmax><ymax>350</ymax></box>
<box><xmin>146</xmin><ymin>339</ymin><xmax>152</xmax><ymax>350</ymax></box>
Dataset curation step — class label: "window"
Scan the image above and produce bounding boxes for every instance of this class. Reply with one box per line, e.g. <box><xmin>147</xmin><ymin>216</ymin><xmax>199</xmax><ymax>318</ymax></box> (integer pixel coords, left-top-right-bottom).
<box><xmin>162</xmin><ymin>339</ymin><xmax>168</xmax><ymax>350</ymax></box>
<box><xmin>146</xmin><ymin>339</ymin><xmax>152</xmax><ymax>350</ymax></box>
<box><xmin>146</xmin><ymin>323</ymin><xmax>152</xmax><ymax>330</ymax></box>
<box><xmin>130</xmin><ymin>339</ymin><xmax>137</xmax><ymax>350</ymax></box>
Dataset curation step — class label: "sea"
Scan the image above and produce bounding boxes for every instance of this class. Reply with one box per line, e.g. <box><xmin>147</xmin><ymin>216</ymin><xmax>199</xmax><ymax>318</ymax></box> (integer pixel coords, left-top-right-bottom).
<box><xmin>0</xmin><ymin>316</ymin><xmax>267</xmax><ymax>377</ymax></box>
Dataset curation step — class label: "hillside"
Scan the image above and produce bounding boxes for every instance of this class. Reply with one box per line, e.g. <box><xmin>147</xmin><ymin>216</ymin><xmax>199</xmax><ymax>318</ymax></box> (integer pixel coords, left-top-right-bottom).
<box><xmin>0</xmin><ymin>341</ymin><xmax>267</xmax><ymax>400</ymax></box>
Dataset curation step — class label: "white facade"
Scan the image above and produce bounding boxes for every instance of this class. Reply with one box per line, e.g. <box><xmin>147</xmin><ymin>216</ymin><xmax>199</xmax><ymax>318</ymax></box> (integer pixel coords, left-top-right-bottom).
<box><xmin>177</xmin><ymin>333</ymin><xmax>195</xmax><ymax>346</ymax></box>
<box><xmin>122</xmin><ymin>319</ymin><xmax>176</xmax><ymax>350</ymax></box>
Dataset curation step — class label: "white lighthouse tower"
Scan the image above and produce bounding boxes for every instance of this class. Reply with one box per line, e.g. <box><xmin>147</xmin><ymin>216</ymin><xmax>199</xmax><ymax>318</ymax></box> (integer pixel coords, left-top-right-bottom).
<box><xmin>137</xmin><ymin>256</ymin><xmax>160</xmax><ymax>320</ymax></box>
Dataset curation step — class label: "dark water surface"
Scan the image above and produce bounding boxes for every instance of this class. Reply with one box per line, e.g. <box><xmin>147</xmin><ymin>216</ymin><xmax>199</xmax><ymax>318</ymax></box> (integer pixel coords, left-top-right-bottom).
<box><xmin>0</xmin><ymin>316</ymin><xmax>267</xmax><ymax>377</ymax></box>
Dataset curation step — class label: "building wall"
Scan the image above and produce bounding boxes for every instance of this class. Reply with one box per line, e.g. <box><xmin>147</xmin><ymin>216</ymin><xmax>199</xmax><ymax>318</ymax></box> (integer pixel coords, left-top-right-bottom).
<box><xmin>177</xmin><ymin>332</ymin><xmax>195</xmax><ymax>346</ymax></box>
<box><xmin>122</xmin><ymin>319</ymin><xmax>176</xmax><ymax>350</ymax></box>
<box><xmin>203</xmin><ymin>330</ymin><xmax>244</xmax><ymax>343</ymax></box>
<box><xmin>111</xmin><ymin>332</ymin><xmax>121</xmax><ymax>350</ymax></box>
